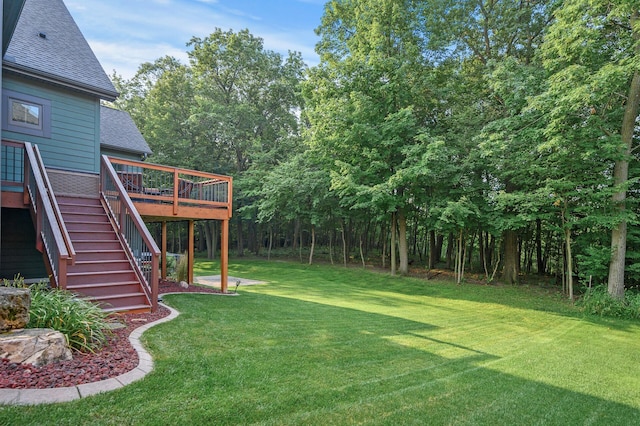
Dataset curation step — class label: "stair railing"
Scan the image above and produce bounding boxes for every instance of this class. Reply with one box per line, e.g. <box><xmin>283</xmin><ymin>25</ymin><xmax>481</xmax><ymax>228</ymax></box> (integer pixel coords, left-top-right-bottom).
<box><xmin>100</xmin><ymin>155</ymin><xmax>160</xmax><ymax>311</ymax></box>
<box><xmin>23</xmin><ymin>142</ymin><xmax>76</xmax><ymax>289</ymax></box>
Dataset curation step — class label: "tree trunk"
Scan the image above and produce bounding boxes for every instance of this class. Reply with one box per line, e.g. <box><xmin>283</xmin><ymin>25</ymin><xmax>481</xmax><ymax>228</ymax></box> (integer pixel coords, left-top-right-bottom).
<box><xmin>608</xmin><ymin>16</ymin><xmax>640</xmax><ymax>299</ymax></box>
<box><xmin>203</xmin><ymin>221</ymin><xmax>214</xmax><ymax>260</ymax></box>
<box><xmin>435</xmin><ymin>233</ymin><xmax>444</xmax><ymax>263</ymax></box>
<box><xmin>466</xmin><ymin>230</ymin><xmax>476</xmax><ymax>267</ymax></box>
<box><xmin>293</xmin><ymin>218</ymin><xmax>300</xmax><ymax>250</ymax></box>
<box><xmin>428</xmin><ymin>229</ymin><xmax>436</xmax><ymax>269</ymax></box>
<box><xmin>329</xmin><ymin>230</ymin><xmax>334</xmax><ymax>265</ymax></box>
<box><xmin>502</xmin><ymin>230</ymin><xmax>519</xmax><ymax>284</ymax></box>
<box><xmin>268</xmin><ymin>226</ymin><xmax>273</xmax><ymax>260</ymax></box>
<box><xmin>391</xmin><ymin>212</ymin><xmax>397</xmax><ymax>275</ymax></box>
<box><xmin>398</xmin><ymin>208</ymin><xmax>409</xmax><ymax>275</ymax></box>
<box><xmin>536</xmin><ymin>219</ymin><xmax>544</xmax><ymax>275</ymax></box>
<box><xmin>456</xmin><ymin>229</ymin><xmax>464</xmax><ymax>284</ymax></box>
<box><xmin>445</xmin><ymin>232</ymin><xmax>454</xmax><ymax>270</ymax></box>
<box><xmin>309</xmin><ymin>225</ymin><xmax>315</xmax><ymax>265</ymax></box>
<box><xmin>299</xmin><ymin>222</ymin><xmax>303</xmax><ymax>263</ymax></box>
<box><xmin>341</xmin><ymin>221</ymin><xmax>347</xmax><ymax>267</ymax></box>
<box><xmin>236</xmin><ymin>216</ymin><xmax>244</xmax><ymax>257</ymax></box>
<box><xmin>565</xmin><ymin>227</ymin><xmax>573</xmax><ymax>300</ymax></box>
<box><xmin>382</xmin><ymin>225</ymin><xmax>387</xmax><ymax>269</ymax></box>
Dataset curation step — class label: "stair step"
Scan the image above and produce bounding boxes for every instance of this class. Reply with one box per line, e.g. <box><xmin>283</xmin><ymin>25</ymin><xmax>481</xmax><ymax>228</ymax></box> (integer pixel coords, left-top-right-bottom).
<box><xmin>74</xmin><ymin>250</ymin><xmax>128</xmax><ymax>261</ymax></box>
<box><xmin>54</xmin><ymin>196</ymin><xmax>152</xmax><ymax>313</ymax></box>
<box><xmin>68</xmin><ymin>231</ymin><xmax>118</xmax><ymax>241</ymax></box>
<box><xmin>65</xmin><ymin>222</ymin><xmax>113</xmax><ymax>232</ymax></box>
<box><xmin>89</xmin><ymin>293</ymin><xmax>150</xmax><ymax>311</ymax></box>
<box><xmin>68</xmin><ymin>281</ymin><xmax>142</xmax><ymax>296</ymax></box>
<box><xmin>61</xmin><ymin>211</ymin><xmax>107</xmax><ymax>219</ymax></box>
<box><xmin>67</xmin><ymin>270</ymin><xmax>138</xmax><ymax>285</ymax></box>
<box><xmin>70</xmin><ymin>260</ymin><xmax>133</xmax><ymax>273</ymax></box>
<box><xmin>58</xmin><ymin>202</ymin><xmax>105</xmax><ymax>215</ymax></box>
<box><xmin>102</xmin><ymin>304</ymin><xmax>152</xmax><ymax>314</ymax></box>
<box><xmin>73</xmin><ymin>241</ymin><xmax>123</xmax><ymax>251</ymax></box>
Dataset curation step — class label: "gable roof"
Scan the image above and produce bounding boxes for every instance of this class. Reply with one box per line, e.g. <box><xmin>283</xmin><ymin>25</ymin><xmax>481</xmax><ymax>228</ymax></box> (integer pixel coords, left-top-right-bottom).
<box><xmin>100</xmin><ymin>106</ymin><xmax>152</xmax><ymax>156</ymax></box>
<box><xmin>3</xmin><ymin>0</ymin><xmax>27</xmax><ymax>56</ymax></box>
<box><xmin>3</xmin><ymin>0</ymin><xmax>118</xmax><ymax>101</ymax></box>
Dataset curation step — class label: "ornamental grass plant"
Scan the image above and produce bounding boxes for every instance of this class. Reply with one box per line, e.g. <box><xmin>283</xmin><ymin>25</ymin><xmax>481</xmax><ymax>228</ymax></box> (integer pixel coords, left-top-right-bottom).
<box><xmin>1</xmin><ymin>276</ymin><xmax>112</xmax><ymax>352</ymax></box>
<box><xmin>27</xmin><ymin>283</ymin><xmax>112</xmax><ymax>352</ymax></box>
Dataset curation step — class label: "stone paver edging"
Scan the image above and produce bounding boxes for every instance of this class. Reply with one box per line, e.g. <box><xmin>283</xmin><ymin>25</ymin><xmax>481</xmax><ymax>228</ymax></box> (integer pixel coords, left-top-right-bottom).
<box><xmin>0</xmin><ymin>292</ymin><xmax>229</xmax><ymax>406</ymax></box>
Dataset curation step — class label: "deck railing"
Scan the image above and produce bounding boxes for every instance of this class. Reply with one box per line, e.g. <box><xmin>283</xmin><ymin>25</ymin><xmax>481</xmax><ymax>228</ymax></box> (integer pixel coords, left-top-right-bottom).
<box><xmin>100</xmin><ymin>155</ymin><xmax>160</xmax><ymax>311</ymax></box>
<box><xmin>108</xmin><ymin>157</ymin><xmax>233</xmax><ymax>215</ymax></box>
<box><xmin>1</xmin><ymin>140</ymin><xmax>25</xmax><ymax>189</ymax></box>
<box><xmin>22</xmin><ymin>142</ymin><xmax>75</xmax><ymax>288</ymax></box>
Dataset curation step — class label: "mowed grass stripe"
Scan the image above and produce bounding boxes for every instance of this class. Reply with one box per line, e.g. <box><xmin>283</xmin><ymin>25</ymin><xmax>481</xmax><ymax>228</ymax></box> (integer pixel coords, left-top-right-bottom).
<box><xmin>2</xmin><ymin>259</ymin><xmax>640</xmax><ymax>425</ymax></box>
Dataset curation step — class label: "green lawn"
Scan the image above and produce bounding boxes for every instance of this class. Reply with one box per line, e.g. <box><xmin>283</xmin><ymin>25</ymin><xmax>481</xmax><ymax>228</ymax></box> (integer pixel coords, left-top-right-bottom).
<box><xmin>2</xmin><ymin>259</ymin><xmax>640</xmax><ymax>425</ymax></box>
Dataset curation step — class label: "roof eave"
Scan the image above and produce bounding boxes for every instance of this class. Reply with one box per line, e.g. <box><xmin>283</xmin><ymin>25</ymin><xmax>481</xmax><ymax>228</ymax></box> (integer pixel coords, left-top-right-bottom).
<box><xmin>2</xmin><ymin>61</ymin><xmax>119</xmax><ymax>101</ymax></box>
<box><xmin>101</xmin><ymin>143</ymin><xmax>152</xmax><ymax>156</ymax></box>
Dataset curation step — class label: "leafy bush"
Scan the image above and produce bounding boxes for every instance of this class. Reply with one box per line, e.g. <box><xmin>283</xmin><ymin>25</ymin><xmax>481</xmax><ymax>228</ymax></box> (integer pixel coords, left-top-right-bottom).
<box><xmin>27</xmin><ymin>283</ymin><xmax>112</xmax><ymax>352</ymax></box>
<box><xmin>578</xmin><ymin>285</ymin><xmax>640</xmax><ymax>320</ymax></box>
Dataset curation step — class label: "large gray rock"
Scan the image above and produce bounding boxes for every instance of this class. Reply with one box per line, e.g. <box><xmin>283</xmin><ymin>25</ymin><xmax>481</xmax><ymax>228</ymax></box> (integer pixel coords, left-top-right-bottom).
<box><xmin>0</xmin><ymin>287</ymin><xmax>31</xmax><ymax>332</ymax></box>
<box><xmin>0</xmin><ymin>328</ymin><xmax>73</xmax><ymax>367</ymax></box>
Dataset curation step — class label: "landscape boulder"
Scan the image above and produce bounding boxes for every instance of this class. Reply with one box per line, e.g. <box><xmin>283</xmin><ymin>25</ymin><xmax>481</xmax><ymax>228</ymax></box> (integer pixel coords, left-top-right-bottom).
<box><xmin>0</xmin><ymin>286</ymin><xmax>31</xmax><ymax>332</ymax></box>
<box><xmin>0</xmin><ymin>328</ymin><xmax>73</xmax><ymax>367</ymax></box>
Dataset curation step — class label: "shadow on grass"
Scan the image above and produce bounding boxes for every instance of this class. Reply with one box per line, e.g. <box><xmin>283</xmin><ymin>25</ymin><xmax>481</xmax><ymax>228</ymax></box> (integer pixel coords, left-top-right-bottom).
<box><xmin>2</xmin><ymin>288</ymin><xmax>638</xmax><ymax>424</ymax></box>
<box><xmin>145</xmin><ymin>291</ymin><xmax>640</xmax><ymax>425</ymax></box>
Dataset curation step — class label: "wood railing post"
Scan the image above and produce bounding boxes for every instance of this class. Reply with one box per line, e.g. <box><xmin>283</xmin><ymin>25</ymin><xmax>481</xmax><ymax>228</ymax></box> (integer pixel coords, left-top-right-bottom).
<box><xmin>221</xmin><ymin>218</ymin><xmax>229</xmax><ymax>293</ymax></box>
<box><xmin>173</xmin><ymin>169</ymin><xmax>179</xmax><ymax>215</ymax></box>
<box><xmin>161</xmin><ymin>221</ymin><xmax>167</xmax><ymax>280</ymax></box>
<box><xmin>188</xmin><ymin>220</ymin><xmax>194</xmax><ymax>284</ymax></box>
<box><xmin>35</xmin><ymin>194</ymin><xmax>43</xmax><ymax>253</ymax></box>
<box><xmin>23</xmin><ymin>148</ymin><xmax>30</xmax><ymax>205</ymax></box>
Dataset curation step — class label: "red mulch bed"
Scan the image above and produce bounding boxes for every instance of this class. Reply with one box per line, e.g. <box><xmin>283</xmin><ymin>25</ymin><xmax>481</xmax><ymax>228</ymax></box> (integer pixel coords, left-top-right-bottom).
<box><xmin>0</xmin><ymin>280</ymin><xmax>221</xmax><ymax>389</ymax></box>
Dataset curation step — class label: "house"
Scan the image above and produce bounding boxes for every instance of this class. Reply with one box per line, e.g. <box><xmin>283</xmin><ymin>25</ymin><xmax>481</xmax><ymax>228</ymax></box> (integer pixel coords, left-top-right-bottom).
<box><xmin>0</xmin><ymin>0</ymin><xmax>232</xmax><ymax>312</ymax></box>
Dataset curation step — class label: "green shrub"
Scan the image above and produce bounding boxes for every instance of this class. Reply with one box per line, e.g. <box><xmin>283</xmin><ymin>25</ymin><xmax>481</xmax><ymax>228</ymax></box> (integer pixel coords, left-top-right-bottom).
<box><xmin>27</xmin><ymin>283</ymin><xmax>113</xmax><ymax>352</ymax></box>
<box><xmin>578</xmin><ymin>285</ymin><xmax>640</xmax><ymax>320</ymax></box>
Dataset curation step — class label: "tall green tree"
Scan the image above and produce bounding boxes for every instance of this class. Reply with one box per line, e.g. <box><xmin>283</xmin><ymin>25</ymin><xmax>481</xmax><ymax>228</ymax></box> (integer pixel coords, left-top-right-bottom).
<box><xmin>187</xmin><ymin>28</ymin><xmax>305</xmax><ymax>255</ymax></box>
<box><xmin>540</xmin><ymin>0</ymin><xmax>640</xmax><ymax>298</ymax></box>
<box><xmin>423</xmin><ymin>0</ymin><xmax>558</xmax><ymax>283</ymax></box>
<box><xmin>306</xmin><ymin>0</ymin><xmax>434</xmax><ymax>274</ymax></box>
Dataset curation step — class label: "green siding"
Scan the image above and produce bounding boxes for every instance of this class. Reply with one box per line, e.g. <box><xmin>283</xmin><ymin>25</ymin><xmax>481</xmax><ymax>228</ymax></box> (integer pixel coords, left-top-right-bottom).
<box><xmin>2</xmin><ymin>75</ymin><xmax>101</xmax><ymax>173</ymax></box>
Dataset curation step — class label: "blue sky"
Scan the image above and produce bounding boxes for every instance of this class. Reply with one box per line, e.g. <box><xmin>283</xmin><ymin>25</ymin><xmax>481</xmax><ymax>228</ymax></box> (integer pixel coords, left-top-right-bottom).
<box><xmin>65</xmin><ymin>0</ymin><xmax>326</xmax><ymax>79</ymax></box>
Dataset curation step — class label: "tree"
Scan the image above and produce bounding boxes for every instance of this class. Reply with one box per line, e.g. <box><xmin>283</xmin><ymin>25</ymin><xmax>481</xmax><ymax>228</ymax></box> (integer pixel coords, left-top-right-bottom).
<box><xmin>307</xmin><ymin>0</ymin><xmax>434</xmax><ymax>275</ymax></box>
<box><xmin>540</xmin><ymin>0</ymin><xmax>640</xmax><ymax>298</ymax></box>
<box><xmin>422</xmin><ymin>0</ymin><xmax>558</xmax><ymax>284</ymax></box>
<box><xmin>187</xmin><ymin>28</ymin><xmax>305</xmax><ymax>256</ymax></box>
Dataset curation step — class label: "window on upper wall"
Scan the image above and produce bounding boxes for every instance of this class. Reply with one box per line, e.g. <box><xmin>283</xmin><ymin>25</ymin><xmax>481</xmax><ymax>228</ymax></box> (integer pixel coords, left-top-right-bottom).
<box><xmin>2</xmin><ymin>89</ymin><xmax>51</xmax><ymax>138</ymax></box>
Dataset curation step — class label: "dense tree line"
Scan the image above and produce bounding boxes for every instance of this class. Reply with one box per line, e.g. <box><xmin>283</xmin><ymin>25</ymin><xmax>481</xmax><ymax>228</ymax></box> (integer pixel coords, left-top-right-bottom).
<box><xmin>112</xmin><ymin>0</ymin><xmax>640</xmax><ymax>299</ymax></box>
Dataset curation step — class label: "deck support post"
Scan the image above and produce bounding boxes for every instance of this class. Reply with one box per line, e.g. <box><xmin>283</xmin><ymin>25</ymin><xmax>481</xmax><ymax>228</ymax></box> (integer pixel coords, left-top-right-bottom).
<box><xmin>221</xmin><ymin>218</ymin><xmax>229</xmax><ymax>293</ymax></box>
<box><xmin>161</xmin><ymin>221</ymin><xmax>167</xmax><ymax>279</ymax></box>
<box><xmin>188</xmin><ymin>220</ymin><xmax>194</xmax><ymax>284</ymax></box>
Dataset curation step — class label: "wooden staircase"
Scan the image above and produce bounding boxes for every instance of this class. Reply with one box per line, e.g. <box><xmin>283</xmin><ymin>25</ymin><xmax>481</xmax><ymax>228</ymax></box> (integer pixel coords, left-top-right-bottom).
<box><xmin>57</xmin><ymin>195</ymin><xmax>152</xmax><ymax>312</ymax></box>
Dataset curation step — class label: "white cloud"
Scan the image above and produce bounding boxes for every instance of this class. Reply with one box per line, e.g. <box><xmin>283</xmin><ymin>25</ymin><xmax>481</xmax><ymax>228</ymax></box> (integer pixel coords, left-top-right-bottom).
<box><xmin>88</xmin><ymin>40</ymin><xmax>190</xmax><ymax>78</ymax></box>
<box><xmin>68</xmin><ymin>0</ymin><xmax>321</xmax><ymax>79</ymax></box>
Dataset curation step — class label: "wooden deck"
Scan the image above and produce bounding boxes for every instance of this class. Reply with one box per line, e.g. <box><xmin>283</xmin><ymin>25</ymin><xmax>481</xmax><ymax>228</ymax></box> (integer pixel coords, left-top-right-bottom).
<box><xmin>108</xmin><ymin>157</ymin><xmax>233</xmax><ymax>221</ymax></box>
<box><xmin>106</xmin><ymin>157</ymin><xmax>233</xmax><ymax>290</ymax></box>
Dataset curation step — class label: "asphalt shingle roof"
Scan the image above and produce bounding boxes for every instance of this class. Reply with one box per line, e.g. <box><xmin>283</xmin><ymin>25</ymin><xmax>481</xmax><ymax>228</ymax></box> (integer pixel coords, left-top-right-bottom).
<box><xmin>3</xmin><ymin>0</ymin><xmax>118</xmax><ymax>100</ymax></box>
<box><xmin>100</xmin><ymin>106</ymin><xmax>152</xmax><ymax>156</ymax></box>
